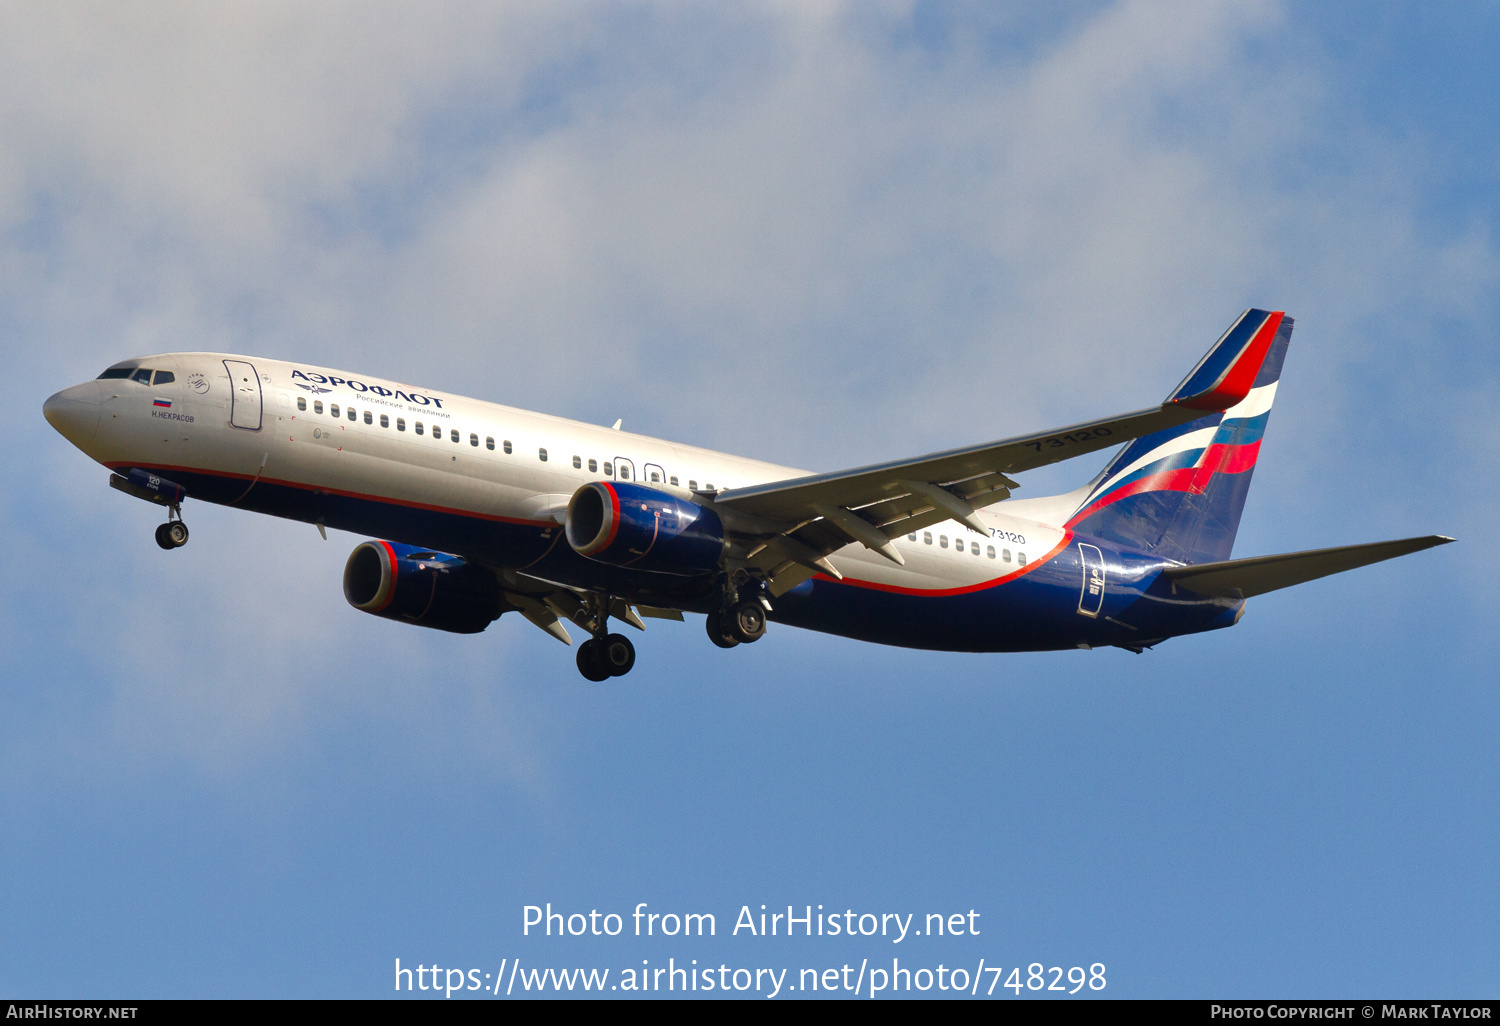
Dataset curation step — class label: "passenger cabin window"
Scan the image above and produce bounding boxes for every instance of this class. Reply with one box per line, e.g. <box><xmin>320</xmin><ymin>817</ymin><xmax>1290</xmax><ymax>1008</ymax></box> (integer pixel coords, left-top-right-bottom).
<box><xmin>670</xmin><ymin>476</ymin><xmax>678</xmax><ymax>486</ymax></box>
<box><xmin>908</xmin><ymin>533</ymin><xmax>917</xmax><ymax>541</ymax></box>
<box><xmin>539</xmin><ymin>448</ymin><xmax>548</xmax><ymax>462</ymax></box>
<box><xmin>396</xmin><ymin>418</ymin><xmax>405</xmax><ymax>431</ymax></box>
<box><xmin>1002</xmin><ymin>549</ymin><xmax>1011</xmax><ymax>562</ymax></box>
<box><xmin>98</xmin><ymin>366</ymin><xmax>135</xmax><ymax>380</ymax></box>
<box><xmin>450</xmin><ymin>429</ymin><xmax>458</xmax><ymax>443</ymax></box>
<box><xmin>503</xmin><ymin>440</ymin><xmax>512</xmax><ymax>454</ymax></box>
<box><xmin>132</xmin><ymin>368</ymin><xmax>152</xmax><ymax>384</ymax></box>
<box><xmin>152</xmin><ymin>371</ymin><xmax>174</xmax><ymax>385</ymax></box>
<box><xmin>923</xmin><ymin>532</ymin><xmax>932</xmax><ymax>545</ymax></box>
<box><xmin>688</xmin><ymin>480</ymin><xmax>697</xmax><ymax>490</ymax></box>
<box><xmin>380</xmin><ymin>414</ymin><xmax>389</xmax><ymax>428</ymax></box>
<box><xmin>619</xmin><ymin>465</ymin><xmax>630</xmax><ymax>480</ymax></box>
<box><xmin>364</xmin><ymin>411</ymin><xmax>373</xmax><ymax>424</ymax></box>
<box><xmin>588</xmin><ymin>459</ymin><xmax>598</xmax><ymax>473</ymax></box>
<box><xmin>572</xmin><ymin>456</ymin><xmax>581</xmax><ymax>469</ymax></box>
<box><xmin>603</xmin><ymin>461</ymin><xmax>613</xmax><ymax>476</ymax></box>
<box><xmin>415</xmin><ymin>421</ymin><xmax>423</xmax><ymax>435</ymax></box>
<box><xmin>470</xmin><ymin>433</ymin><xmax>478</xmax><ymax>447</ymax></box>
<box><xmin>1018</xmin><ymin>552</ymin><xmax>1027</xmax><ymax>566</ymax></box>
<box><xmin>348</xmin><ymin>407</ymin><xmax>356</xmax><ymax>421</ymax></box>
<box><xmin>296</xmin><ymin>397</ymin><xmax>307</xmax><ymax>411</ymax></box>
<box><xmin>649</xmin><ymin>470</ymin><xmax>660</xmax><ymax>482</ymax></box>
<box><xmin>486</xmin><ymin>437</ymin><xmax>495</xmax><ymax>451</ymax></box>
<box><xmin>314</xmin><ymin>400</ymin><xmax>323</xmax><ymax>414</ymax></box>
<box><xmin>987</xmin><ymin>545</ymin><xmax>996</xmax><ymax>559</ymax></box>
<box><xmin>939</xmin><ymin>535</ymin><xmax>948</xmax><ymax>548</ymax></box>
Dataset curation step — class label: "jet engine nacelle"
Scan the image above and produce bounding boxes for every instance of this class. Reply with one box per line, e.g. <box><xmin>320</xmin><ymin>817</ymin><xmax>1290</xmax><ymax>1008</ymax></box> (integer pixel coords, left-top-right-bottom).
<box><xmin>342</xmin><ymin>540</ymin><xmax>504</xmax><ymax>634</ymax></box>
<box><xmin>565</xmin><ymin>481</ymin><xmax>724</xmax><ymax>576</ymax></box>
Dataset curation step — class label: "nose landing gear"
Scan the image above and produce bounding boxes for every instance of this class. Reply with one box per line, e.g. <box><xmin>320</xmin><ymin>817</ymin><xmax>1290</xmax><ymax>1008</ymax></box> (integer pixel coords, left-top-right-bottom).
<box><xmin>154</xmin><ymin>510</ymin><xmax>189</xmax><ymax>550</ymax></box>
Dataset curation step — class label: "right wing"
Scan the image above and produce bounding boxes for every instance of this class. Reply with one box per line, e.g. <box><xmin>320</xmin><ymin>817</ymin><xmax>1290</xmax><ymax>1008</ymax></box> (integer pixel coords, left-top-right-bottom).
<box><xmin>1159</xmin><ymin>535</ymin><xmax>1454</xmax><ymax>599</ymax></box>
<box><xmin>710</xmin><ymin>310</ymin><xmax>1287</xmax><ymax>590</ymax></box>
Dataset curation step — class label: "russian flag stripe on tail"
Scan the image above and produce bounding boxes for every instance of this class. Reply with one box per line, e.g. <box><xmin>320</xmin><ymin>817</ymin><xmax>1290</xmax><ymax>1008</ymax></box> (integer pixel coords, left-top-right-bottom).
<box><xmin>1066</xmin><ymin>310</ymin><xmax>1293</xmax><ymax>565</ymax></box>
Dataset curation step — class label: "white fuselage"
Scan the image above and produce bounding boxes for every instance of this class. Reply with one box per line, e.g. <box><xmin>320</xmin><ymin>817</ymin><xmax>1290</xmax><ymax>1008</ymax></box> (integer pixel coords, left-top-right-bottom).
<box><xmin>48</xmin><ymin>352</ymin><xmax>1066</xmax><ymax>593</ymax></box>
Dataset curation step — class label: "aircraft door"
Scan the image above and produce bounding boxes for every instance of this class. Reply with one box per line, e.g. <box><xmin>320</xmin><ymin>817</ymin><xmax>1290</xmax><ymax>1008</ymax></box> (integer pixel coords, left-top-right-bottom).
<box><xmin>643</xmin><ymin>462</ymin><xmax>666</xmax><ymax>485</ymax></box>
<box><xmin>223</xmin><ymin>360</ymin><xmax>263</xmax><ymax>430</ymax></box>
<box><xmin>1077</xmin><ymin>542</ymin><xmax>1105</xmax><ymax>618</ymax></box>
<box><xmin>613</xmin><ymin>458</ymin><xmax>635</xmax><ymax>482</ymax></box>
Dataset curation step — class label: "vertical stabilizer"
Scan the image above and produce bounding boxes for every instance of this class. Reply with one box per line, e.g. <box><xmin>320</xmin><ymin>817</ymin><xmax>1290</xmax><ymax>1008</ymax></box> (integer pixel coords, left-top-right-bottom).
<box><xmin>1064</xmin><ymin>310</ymin><xmax>1293</xmax><ymax>564</ymax></box>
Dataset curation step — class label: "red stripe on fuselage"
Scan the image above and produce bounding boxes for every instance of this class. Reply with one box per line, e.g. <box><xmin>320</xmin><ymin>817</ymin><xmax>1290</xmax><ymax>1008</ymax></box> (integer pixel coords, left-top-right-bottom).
<box><xmin>103</xmin><ymin>461</ymin><xmax>557</xmax><ymax>528</ymax></box>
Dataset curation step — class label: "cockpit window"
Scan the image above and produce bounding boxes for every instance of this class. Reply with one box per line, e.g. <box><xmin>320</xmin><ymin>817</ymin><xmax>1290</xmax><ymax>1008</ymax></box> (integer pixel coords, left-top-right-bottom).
<box><xmin>98</xmin><ymin>366</ymin><xmax>136</xmax><ymax>380</ymax></box>
<box><xmin>131</xmin><ymin>368</ymin><xmax>152</xmax><ymax>384</ymax></box>
<box><xmin>152</xmin><ymin>370</ymin><xmax>175</xmax><ymax>385</ymax></box>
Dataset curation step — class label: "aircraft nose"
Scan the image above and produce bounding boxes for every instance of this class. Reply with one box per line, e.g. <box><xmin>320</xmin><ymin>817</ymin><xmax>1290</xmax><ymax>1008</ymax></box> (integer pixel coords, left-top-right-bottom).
<box><xmin>43</xmin><ymin>383</ymin><xmax>102</xmax><ymax>447</ymax></box>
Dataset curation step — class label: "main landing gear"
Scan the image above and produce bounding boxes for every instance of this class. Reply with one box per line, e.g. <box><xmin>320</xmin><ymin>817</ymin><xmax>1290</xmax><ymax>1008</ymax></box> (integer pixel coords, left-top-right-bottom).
<box><xmin>576</xmin><ymin>633</ymin><xmax>636</xmax><ymax>682</ymax></box>
<box><xmin>154</xmin><ymin>508</ymin><xmax>189</xmax><ymax>550</ymax></box>
<box><xmin>572</xmin><ymin>593</ymin><xmax>638</xmax><ymax>681</ymax></box>
<box><xmin>706</xmin><ymin>584</ymin><xmax>769</xmax><ymax>648</ymax></box>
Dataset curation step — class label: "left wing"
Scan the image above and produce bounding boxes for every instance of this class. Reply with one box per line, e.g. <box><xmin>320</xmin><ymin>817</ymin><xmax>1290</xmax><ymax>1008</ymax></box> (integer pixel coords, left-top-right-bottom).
<box><xmin>711</xmin><ymin>310</ymin><xmax>1285</xmax><ymax>590</ymax></box>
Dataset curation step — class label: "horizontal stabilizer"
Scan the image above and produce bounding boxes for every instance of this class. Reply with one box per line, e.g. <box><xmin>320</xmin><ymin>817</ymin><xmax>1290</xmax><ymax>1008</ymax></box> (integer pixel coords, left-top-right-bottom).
<box><xmin>1161</xmin><ymin>535</ymin><xmax>1453</xmax><ymax>598</ymax></box>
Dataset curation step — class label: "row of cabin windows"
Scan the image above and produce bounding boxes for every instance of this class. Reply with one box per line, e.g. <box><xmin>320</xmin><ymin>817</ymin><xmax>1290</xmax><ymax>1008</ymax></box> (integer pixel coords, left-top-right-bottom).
<box><xmin>555</xmin><ymin>455</ymin><xmax>707</xmax><ymax>489</ymax></box>
<box><xmin>908</xmin><ymin>531</ymin><xmax>1026</xmax><ymax>565</ymax></box>
<box><xmin>293</xmin><ymin>396</ymin><xmax>718</xmax><ymax>488</ymax></box>
<box><xmin>98</xmin><ymin>366</ymin><xmax>175</xmax><ymax>385</ymax></box>
<box><xmin>555</xmin><ymin>454</ymin><xmax>711</xmax><ymax>490</ymax></box>
<box><xmin>297</xmin><ymin>395</ymin><xmax>487</xmax><ymax>444</ymax></box>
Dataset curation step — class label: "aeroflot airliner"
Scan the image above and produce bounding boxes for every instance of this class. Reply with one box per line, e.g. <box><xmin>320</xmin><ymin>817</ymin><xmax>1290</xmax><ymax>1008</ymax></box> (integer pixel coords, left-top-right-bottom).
<box><xmin>44</xmin><ymin>309</ymin><xmax>1449</xmax><ymax>680</ymax></box>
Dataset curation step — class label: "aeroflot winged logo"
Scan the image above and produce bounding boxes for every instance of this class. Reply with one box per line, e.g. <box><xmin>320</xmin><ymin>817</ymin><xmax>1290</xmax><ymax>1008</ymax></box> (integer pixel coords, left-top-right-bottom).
<box><xmin>291</xmin><ymin>369</ymin><xmax>445</xmax><ymax>408</ymax></box>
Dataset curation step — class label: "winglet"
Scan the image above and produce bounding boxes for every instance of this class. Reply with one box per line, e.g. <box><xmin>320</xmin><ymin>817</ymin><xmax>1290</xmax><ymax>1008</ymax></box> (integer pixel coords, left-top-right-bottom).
<box><xmin>1165</xmin><ymin>309</ymin><xmax>1284</xmax><ymax>411</ymax></box>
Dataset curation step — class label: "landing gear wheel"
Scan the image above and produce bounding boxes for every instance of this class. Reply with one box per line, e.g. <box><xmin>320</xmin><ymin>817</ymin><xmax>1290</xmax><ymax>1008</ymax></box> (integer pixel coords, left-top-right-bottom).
<box><xmin>154</xmin><ymin>523</ymin><xmax>174</xmax><ymax>550</ymax></box>
<box><xmin>576</xmin><ymin>639</ymin><xmax>611</xmax><ymax>682</ymax></box>
<box><xmin>166</xmin><ymin>521</ymin><xmax>189</xmax><ymax>547</ymax></box>
<box><xmin>728</xmin><ymin>598</ymin><xmax>767</xmax><ymax>644</ymax></box>
<box><xmin>706</xmin><ymin>609</ymin><xmax>740</xmax><ymax>649</ymax></box>
<box><xmin>600</xmin><ymin>633</ymin><xmax>636</xmax><ymax>676</ymax></box>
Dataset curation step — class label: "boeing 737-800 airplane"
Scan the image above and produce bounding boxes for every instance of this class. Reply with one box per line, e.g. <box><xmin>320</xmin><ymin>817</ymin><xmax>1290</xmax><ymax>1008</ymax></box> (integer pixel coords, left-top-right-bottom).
<box><xmin>43</xmin><ymin>309</ymin><xmax>1448</xmax><ymax>680</ymax></box>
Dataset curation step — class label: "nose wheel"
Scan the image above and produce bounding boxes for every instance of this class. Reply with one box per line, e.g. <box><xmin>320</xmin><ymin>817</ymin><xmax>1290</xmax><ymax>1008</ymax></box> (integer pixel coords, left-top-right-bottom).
<box><xmin>154</xmin><ymin>519</ymin><xmax>189</xmax><ymax>550</ymax></box>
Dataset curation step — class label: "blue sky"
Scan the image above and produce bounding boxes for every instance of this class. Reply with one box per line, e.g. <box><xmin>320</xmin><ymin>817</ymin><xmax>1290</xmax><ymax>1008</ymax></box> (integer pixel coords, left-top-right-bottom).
<box><xmin>1</xmin><ymin>1</ymin><xmax>1495</xmax><ymax>998</ymax></box>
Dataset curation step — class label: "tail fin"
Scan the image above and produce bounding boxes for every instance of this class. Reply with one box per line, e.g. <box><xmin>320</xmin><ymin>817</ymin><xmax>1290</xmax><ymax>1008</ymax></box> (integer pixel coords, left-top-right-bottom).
<box><xmin>1065</xmin><ymin>309</ymin><xmax>1293</xmax><ymax>564</ymax></box>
